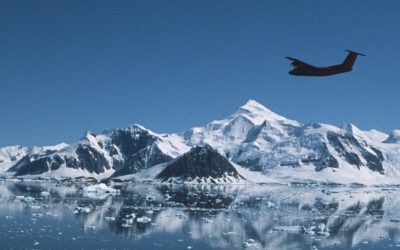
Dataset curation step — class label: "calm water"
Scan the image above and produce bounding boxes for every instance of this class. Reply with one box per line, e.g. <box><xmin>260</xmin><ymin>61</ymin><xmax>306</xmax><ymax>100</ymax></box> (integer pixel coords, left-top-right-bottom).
<box><xmin>1</xmin><ymin>180</ymin><xmax>400</xmax><ymax>250</ymax></box>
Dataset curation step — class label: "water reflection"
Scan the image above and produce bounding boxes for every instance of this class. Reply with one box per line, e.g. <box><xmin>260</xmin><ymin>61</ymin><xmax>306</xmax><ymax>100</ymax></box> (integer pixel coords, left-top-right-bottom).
<box><xmin>1</xmin><ymin>180</ymin><xmax>400</xmax><ymax>249</ymax></box>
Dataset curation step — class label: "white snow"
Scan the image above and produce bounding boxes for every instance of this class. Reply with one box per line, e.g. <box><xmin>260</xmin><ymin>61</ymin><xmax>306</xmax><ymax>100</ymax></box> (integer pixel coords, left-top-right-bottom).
<box><xmin>30</xmin><ymin>143</ymin><xmax>68</xmax><ymax>154</ymax></box>
<box><xmin>0</xmin><ymin>145</ymin><xmax>29</xmax><ymax>173</ymax></box>
<box><xmin>386</xmin><ymin>130</ymin><xmax>400</xmax><ymax>143</ymax></box>
<box><xmin>363</xmin><ymin>129</ymin><xmax>388</xmax><ymax>142</ymax></box>
<box><xmin>114</xmin><ymin>163</ymin><xmax>169</xmax><ymax>182</ymax></box>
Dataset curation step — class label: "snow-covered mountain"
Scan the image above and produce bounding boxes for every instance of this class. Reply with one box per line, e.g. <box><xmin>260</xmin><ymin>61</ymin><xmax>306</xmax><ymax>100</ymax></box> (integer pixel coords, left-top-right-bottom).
<box><xmin>181</xmin><ymin>101</ymin><xmax>400</xmax><ymax>178</ymax></box>
<box><xmin>0</xmin><ymin>143</ymin><xmax>68</xmax><ymax>173</ymax></box>
<box><xmin>1</xmin><ymin>100</ymin><xmax>400</xmax><ymax>184</ymax></box>
<box><xmin>5</xmin><ymin>125</ymin><xmax>189</xmax><ymax>179</ymax></box>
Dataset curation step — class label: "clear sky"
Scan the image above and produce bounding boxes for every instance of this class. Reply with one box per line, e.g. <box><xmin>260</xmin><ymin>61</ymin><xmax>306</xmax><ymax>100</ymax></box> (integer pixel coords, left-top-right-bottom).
<box><xmin>1</xmin><ymin>0</ymin><xmax>400</xmax><ymax>147</ymax></box>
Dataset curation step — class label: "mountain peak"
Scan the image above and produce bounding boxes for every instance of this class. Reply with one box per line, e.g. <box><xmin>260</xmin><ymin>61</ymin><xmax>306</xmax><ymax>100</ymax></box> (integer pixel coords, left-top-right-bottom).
<box><xmin>235</xmin><ymin>100</ymin><xmax>299</xmax><ymax>126</ymax></box>
<box><xmin>239</xmin><ymin>100</ymin><xmax>270</xmax><ymax>112</ymax></box>
<box><xmin>342</xmin><ymin>123</ymin><xmax>364</xmax><ymax>137</ymax></box>
<box><xmin>156</xmin><ymin>144</ymin><xmax>245</xmax><ymax>183</ymax></box>
<box><xmin>128</xmin><ymin>124</ymin><xmax>148</xmax><ymax>131</ymax></box>
<box><xmin>83</xmin><ymin>130</ymin><xmax>96</xmax><ymax>140</ymax></box>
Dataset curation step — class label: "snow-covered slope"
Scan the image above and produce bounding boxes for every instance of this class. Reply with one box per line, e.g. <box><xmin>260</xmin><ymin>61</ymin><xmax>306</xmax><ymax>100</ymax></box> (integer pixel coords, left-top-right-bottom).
<box><xmin>362</xmin><ymin>129</ymin><xmax>388</xmax><ymax>142</ymax></box>
<box><xmin>385</xmin><ymin>130</ymin><xmax>400</xmax><ymax>143</ymax></box>
<box><xmin>0</xmin><ymin>143</ymin><xmax>68</xmax><ymax>174</ymax></box>
<box><xmin>0</xmin><ymin>146</ymin><xmax>29</xmax><ymax>173</ymax></box>
<box><xmin>3</xmin><ymin>100</ymin><xmax>400</xmax><ymax>184</ymax></box>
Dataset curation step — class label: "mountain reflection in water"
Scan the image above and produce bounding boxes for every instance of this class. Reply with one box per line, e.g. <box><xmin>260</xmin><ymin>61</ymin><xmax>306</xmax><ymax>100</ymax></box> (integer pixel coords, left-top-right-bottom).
<box><xmin>0</xmin><ymin>180</ymin><xmax>400</xmax><ymax>250</ymax></box>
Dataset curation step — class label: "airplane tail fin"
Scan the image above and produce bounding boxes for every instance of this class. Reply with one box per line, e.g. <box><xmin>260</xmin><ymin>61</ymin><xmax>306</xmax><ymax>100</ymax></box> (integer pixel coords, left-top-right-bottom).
<box><xmin>342</xmin><ymin>50</ymin><xmax>365</xmax><ymax>69</ymax></box>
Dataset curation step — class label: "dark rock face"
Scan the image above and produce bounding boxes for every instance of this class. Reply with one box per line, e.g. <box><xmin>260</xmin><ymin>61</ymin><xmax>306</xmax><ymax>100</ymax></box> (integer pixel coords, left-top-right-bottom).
<box><xmin>157</xmin><ymin>145</ymin><xmax>245</xmax><ymax>183</ymax></box>
<box><xmin>113</xmin><ymin>145</ymin><xmax>173</xmax><ymax>177</ymax></box>
<box><xmin>111</xmin><ymin>127</ymin><xmax>156</xmax><ymax>157</ymax></box>
<box><xmin>50</xmin><ymin>155</ymin><xmax>64</xmax><ymax>170</ymax></box>
<box><xmin>7</xmin><ymin>156</ymin><xmax>32</xmax><ymax>173</ymax></box>
<box><xmin>9</xmin><ymin>152</ymin><xmax>65</xmax><ymax>176</ymax></box>
<box><xmin>110</xmin><ymin>127</ymin><xmax>173</xmax><ymax>177</ymax></box>
<box><xmin>14</xmin><ymin>157</ymin><xmax>50</xmax><ymax>176</ymax></box>
<box><xmin>327</xmin><ymin>132</ymin><xmax>384</xmax><ymax>174</ymax></box>
<box><xmin>74</xmin><ymin>144</ymin><xmax>111</xmax><ymax>174</ymax></box>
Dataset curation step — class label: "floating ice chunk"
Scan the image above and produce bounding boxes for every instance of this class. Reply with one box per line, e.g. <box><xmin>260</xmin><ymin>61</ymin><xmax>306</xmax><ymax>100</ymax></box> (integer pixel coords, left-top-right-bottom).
<box><xmin>40</xmin><ymin>191</ymin><xmax>50</xmax><ymax>197</ymax></box>
<box><xmin>121</xmin><ymin>218</ymin><xmax>135</xmax><ymax>227</ymax></box>
<box><xmin>82</xmin><ymin>183</ymin><xmax>119</xmax><ymax>197</ymax></box>
<box><xmin>25</xmin><ymin>197</ymin><xmax>35</xmax><ymax>202</ymax></box>
<box><xmin>273</xmin><ymin>226</ymin><xmax>303</xmax><ymax>233</ymax></box>
<box><xmin>105</xmin><ymin>216</ymin><xmax>116</xmax><ymax>221</ymax></box>
<box><xmin>267</xmin><ymin>201</ymin><xmax>277</xmax><ymax>208</ymax></box>
<box><xmin>136</xmin><ymin>216</ymin><xmax>152</xmax><ymax>223</ymax></box>
<box><xmin>317</xmin><ymin>223</ymin><xmax>326</xmax><ymax>231</ymax></box>
<box><xmin>242</xmin><ymin>238</ymin><xmax>256</xmax><ymax>248</ymax></box>
<box><xmin>146</xmin><ymin>195</ymin><xmax>155</xmax><ymax>201</ymax></box>
<box><xmin>316</xmin><ymin>223</ymin><xmax>330</xmax><ymax>236</ymax></box>
<box><xmin>74</xmin><ymin>206</ymin><xmax>92</xmax><ymax>214</ymax></box>
<box><xmin>16</xmin><ymin>196</ymin><xmax>35</xmax><ymax>202</ymax></box>
<box><xmin>222</xmin><ymin>231</ymin><xmax>236</xmax><ymax>236</ymax></box>
<box><xmin>301</xmin><ymin>223</ymin><xmax>330</xmax><ymax>236</ymax></box>
<box><xmin>125</xmin><ymin>213</ymin><xmax>136</xmax><ymax>219</ymax></box>
<box><xmin>203</xmin><ymin>217</ymin><xmax>213</xmax><ymax>223</ymax></box>
<box><xmin>317</xmin><ymin>231</ymin><xmax>330</xmax><ymax>236</ymax></box>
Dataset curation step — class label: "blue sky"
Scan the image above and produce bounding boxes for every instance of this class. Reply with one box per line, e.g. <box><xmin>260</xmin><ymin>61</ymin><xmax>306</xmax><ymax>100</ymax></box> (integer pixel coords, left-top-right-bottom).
<box><xmin>1</xmin><ymin>0</ymin><xmax>399</xmax><ymax>147</ymax></box>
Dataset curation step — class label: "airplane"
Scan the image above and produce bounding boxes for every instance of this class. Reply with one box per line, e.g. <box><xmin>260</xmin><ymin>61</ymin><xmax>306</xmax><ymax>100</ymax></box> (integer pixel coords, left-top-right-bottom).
<box><xmin>286</xmin><ymin>50</ymin><xmax>365</xmax><ymax>76</ymax></box>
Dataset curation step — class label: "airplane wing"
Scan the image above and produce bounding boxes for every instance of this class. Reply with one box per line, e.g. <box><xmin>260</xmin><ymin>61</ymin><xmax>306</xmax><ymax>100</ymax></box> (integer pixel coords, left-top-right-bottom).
<box><xmin>285</xmin><ymin>56</ymin><xmax>312</xmax><ymax>68</ymax></box>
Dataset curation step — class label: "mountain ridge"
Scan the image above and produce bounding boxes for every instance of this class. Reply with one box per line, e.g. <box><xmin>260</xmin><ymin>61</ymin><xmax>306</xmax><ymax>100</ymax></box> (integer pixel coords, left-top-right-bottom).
<box><xmin>1</xmin><ymin>100</ymin><xmax>399</xmax><ymax>185</ymax></box>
